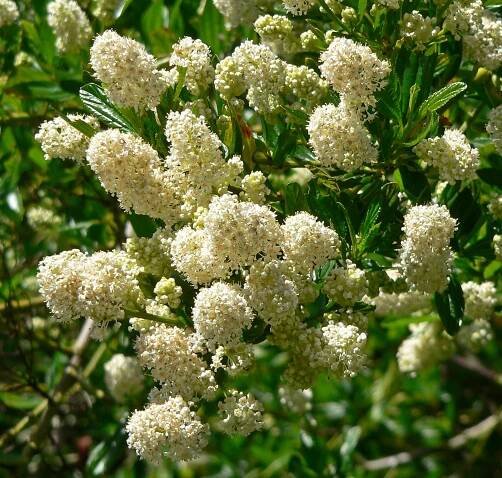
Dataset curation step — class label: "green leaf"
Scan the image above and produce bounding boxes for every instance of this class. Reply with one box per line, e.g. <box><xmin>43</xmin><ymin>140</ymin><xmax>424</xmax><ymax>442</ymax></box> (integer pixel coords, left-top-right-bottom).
<box><xmin>128</xmin><ymin>213</ymin><xmax>158</xmax><ymax>238</ymax></box>
<box><xmin>0</xmin><ymin>392</ymin><xmax>43</xmax><ymax>410</ymax></box>
<box><xmin>434</xmin><ymin>276</ymin><xmax>464</xmax><ymax>335</ymax></box>
<box><xmin>477</xmin><ymin>168</ymin><xmax>502</xmax><ymax>187</ymax></box>
<box><xmin>79</xmin><ymin>83</ymin><xmax>137</xmax><ymax>133</ymax></box>
<box><xmin>394</xmin><ymin>166</ymin><xmax>431</xmax><ymax>203</ymax></box>
<box><xmin>418</xmin><ymin>82</ymin><xmax>467</xmax><ymax>118</ymax></box>
<box><xmin>284</xmin><ymin>182</ymin><xmax>308</xmax><ymax>215</ymax></box>
<box><xmin>60</xmin><ymin>114</ymin><xmax>97</xmax><ymax>138</ymax></box>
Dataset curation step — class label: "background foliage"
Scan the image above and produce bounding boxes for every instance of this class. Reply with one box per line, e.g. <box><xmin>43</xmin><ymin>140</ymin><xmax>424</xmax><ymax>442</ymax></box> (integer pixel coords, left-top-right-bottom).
<box><xmin>1</xmin><ymin>0</ymin><xmax>501</xmax><ymax>477</ymax></box>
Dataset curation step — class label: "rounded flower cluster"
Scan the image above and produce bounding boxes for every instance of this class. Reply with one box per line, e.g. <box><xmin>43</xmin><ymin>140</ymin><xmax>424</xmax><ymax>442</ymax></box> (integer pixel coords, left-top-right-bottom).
<box><xmin>397</xmin><ymin>322</ymin><xmax>455</xmax><ymax>375</ymax></box>
<box><xmin>218</xmin><ymin>390</ymin><xmax>264</xmax><ymax>436</ymax></box>
<box><xmin>321</xmin><ymin>322</ymin><xmax>367</xmax><ymax>378</ymax></box>
<box><xmin>86</xmin><ymin>130</ymin><xmax>180</xmax><ymax>224</ymax></box>
<box><xmin>192</xmin><ymin>282</ymin><xmax>254</xmax><ymax>350</ymax></box>
<box><xmin>47</xmin><ymin>0</ymin><xmax>92</xmax><ymax>53</ymax></box>
<box><xmin>308</xmin><ymin>103</ymin><xmax>379</xmax><ymax>170</ymax></box>
<box><xmin>90</xmin><ymin>30</ymin><xmax>173</xmax><ymax>110</ymax></box>
<box><xmin>35</xmin><ymin>115</ymin><xmax>98</xmax><ymax>162</ymax></box>
<box><xmin>462</xmin><ymin>281</ymin><xmax>497</xmax><ymax>320</ymax></box>
<box><xmin>38</xmin><ymin>249</ymin><xmax>141</xmax><ymax>325</ymax></box>
<box><xmin>456</xmin><ymin>319</ymin><xmax>494</xmax><ymax>352</ymax></box>
<box><xmin>26</xmin><ymin>206</ymin><xmax>62</xmax><ymax>229</ymax></box>
<box><xmin>170</xmin><ymin>37</ymin><xmax>214</xmax><ymax>95</ymax></box>
<box><xmin>324</xmin><ymin>309</ymin><xmax>369</xmax><ymax>331</ymax></box>
<box><xmin>323</xmin><ymin>261</ymin><xmax>368</xmax><ymax>306</ymax></box>
<box><xmin>443</xmin><ymin>0</ymin><xmax>483</xmax><ymax>40</ymax></box>
<box><xmin>282</xmin><ymin>0</ymin><xmax>316</xmax><ymax>16</ymax></box>
<box><xmin>399</xmin><ymin>205</ymin><xmax>456</xmax><ymax>293</ymax></box>
<box><xmin>104</xmin><ymin>354</ymin><xmax>144</xmax><ymax>402</ymax></box>
<box><xmin>0</xmin><ymin>0</ymin><xmax>19</xmax><ymax>27</ymax></box>
<box><xmin>489</xmin><ymin>196</ymin><xmax>502</xmax><ymax>220</ymax></box>
<box><xmin>125</xmin><ymin>229</ymin><xmax>173</xmax><ymax>277</ymax></box>
<box><xmin>278</xmin><ymin>387</ymin><xmax>313</xmax><ymax>414</ymax></box>
<box><xmin>281</xmin><ymin>212</ymin><xmax>340</xmax><ymax>273</ymax></box>
<box><xmin>400</xmin><ymin>11</ymin><xmax>439</xmax><ymax>50</ymax></box>
<box><xmin>240</xmin><ymin>172</ymin><xmax>269</xmax><ymax>204</ymax></box>
<box><xmin>319</xmin><ymin>37</ymin><xmax>390</xmax><ymax>111</ymax></box>
<box><xmin>372</xmin><ymin>291</ymin><xmax>431</xmax><ymax>317</ymax></box>
<box><xmin>487</xmin><ymin>105</ymin><xmax>502</xmax><ymax>154</ymax></box>
<box><xmin>126</xmin><ymin>397</ymin><xmax>209</xmax><ymax>463</ymax></box>
<box><xmin>254</xmin><ymin>15</ymin><xmax>297</xmax><ymax>53</ymax></box>
<box><xmin>213</xmin><ymin>0</ymin><xmax>272</xmax><ymax>28</ymax></box>
<box><xmin>414</xmin><ymin>129</ymin><xmax>479</xmax><ymax>184</ymax></box>
<box><xmin>135</xmin><ymin>324</ymin><xmax>217</xmax><ymax>401</ymax></box>
<box><xmin>154</xmin><ymin>277</ymin><xmax>182</xmax><ymax>309</ymax></box>
<box><xmin>285</xmin><ymin>64</ymin><xmax>328</xmax><ymax>110</ymax></box>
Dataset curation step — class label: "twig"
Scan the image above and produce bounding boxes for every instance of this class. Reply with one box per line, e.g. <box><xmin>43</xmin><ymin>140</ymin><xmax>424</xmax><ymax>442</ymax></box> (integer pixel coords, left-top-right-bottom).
<box><xmin>362</xmin><ymin>410</ymin><xmax>502</xmax><ymax>471</ymax></box>
<box><xmin>450</xmin><ymin>355</ymin><xmax>502</xmax><ymax>386</ymax></box>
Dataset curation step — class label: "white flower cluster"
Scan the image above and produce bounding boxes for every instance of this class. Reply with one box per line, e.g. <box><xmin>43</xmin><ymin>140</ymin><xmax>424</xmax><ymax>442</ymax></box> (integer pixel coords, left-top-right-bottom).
<box><xmin>35</xmin><ymin>115</ymin><xmax>98</xmax><ymax>162</ymax></box>
<box><xmin>37</xmin><ymin>249</ymin><xmax>142</xmax><ymax>324</ymax></box>
<box><xmin>170</xmin><ymin>37</ymin><xmax>214</xmax><ymax>95</ymax></box>
<box><xmin>213</xmin><ymin>0</ymin><xmax>273</xmax><ymax>28</ymax></box>
<box><xmin>401</xmin><ymin>11</ymin><xmax>439</xmax><ymax>50</ymax></box>
<box><xmin>254</xmin><ymin>15</ymin><xmax>298</xmax><ymax>53</ymax></box>
<box><xmin>372</xmin><ymin>291</ymin><xmax>431</xmax><ymax>317</ymax></box>
<box><xmin>125</xmin><ymin>229</ymin><xmax>173</xmax><ymax>277</ymax></box>
<box><xmin>278</xmin><ymin>386</ymin><xmax>313</xmax><ymax>414</ymax></box>
<box><xmin>104</xmin><ymin>354</ymin><xmax>144</xmax><ymax>402</ymax></box>
<box><xmin>323</xmin><ymin>261</ymin><xmax>368</xmax><ymax>306</ymax></box>
<box><xmin>487</xmin><ymin>105</ymin><xmax>502</xmax><ymax>154</ymax></box>
<box><xmin>414</xmin><ymin>129</ymin><xmax>479</xmax><ymax>184</ymax></box>
<box><xmin>319</xmin><ymin>37</ymin><xmax>390</xmax><ymax>112</ymax></box>
<box><xmin>308</xmin><ymin>102</ymin><xmax>378</xmax><ymax>170</ymax></box>
<box><xmin>0</xmin><ymin>0</ymin><xmax>19</xmax><ymax>27</ymax></box>
<box><xmin>218</xmin><ymin>390</ymin><xmax>264</xmax><ymax>436</ymax></box>
<box><xmin>240</xmin><ymin>172</ymin><xmax>269</xmax><ymax>204</ymax></box>
<box><xmin>489</xmin><ymin>196</ymin><xmax>502</xmax><ymax>220</ymax></box>
<box><xmin>494</xmin><ymin>234</ymin><xmax>502</xmax><ymax>260</ymax></box>
<box><xmin>397</xmin><ymin>322</ymin><xmax>455</xmax><ymax>374</ymax></box>
<box><xmin>154</xmin><ymin>277</ymin><xmax>182</xmax><ymax>310</ymax></box>
<box><xmin>456</xmin><ymin>319</ymin><xmax>494</xmax><ymax>352</ymax></box>
<box><xmin>47</xmin><ymin>0</ymin><xmax>92</xmax><ymax>53</ymax></box>
<box><xmin>26</xmin><ymin>206</ymin><xmax>62</xmax><ymax>229</ymax></box>
<box><xmin>126</xmin><ymin>397</ymin><xmax>209</xmax><ymax>463</ymax></box>
<box><xmin>443</xmin><ymin>0</ymin><xmax>483</xmax><ymax>40</ymax></box>
<box><xmin>92</xmin><ymin>0</ymin><xmax>121</xmax><ymax>23</ymax></box>
<box><xmin>461</xmin><ymin>281</ymin><xmax>497</xmax><ymax>320</ymax></box>
<box><xmin>90</xmin><ymin>30</ymin><xmax>174</xmax><ymax>110</ymax></box>
<box><xmin>375</xmin><ymin>0</ymin><xmax>400</xmax><ymax>9</ymax></box>
<box><xmin>283</xmin><ymin>0</ymin><xmax>316</xmax><ymax>16</ymax></box>
<box><xmin>399</xmin><ymin>205</ymin><xmax>457</xmax><ymax>293</ymax></box>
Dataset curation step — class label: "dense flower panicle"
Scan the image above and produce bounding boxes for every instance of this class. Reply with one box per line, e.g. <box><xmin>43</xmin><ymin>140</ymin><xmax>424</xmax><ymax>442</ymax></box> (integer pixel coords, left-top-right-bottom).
<box><xmin>218</xmin><ymin>390</ymin><xmax>264</xmax><ymax>436</ymax></box>
<box><xmin>324</xmin><ymin>309</ymin><xmax>369</xmax><ymax>331</ymax></box>
<box><xmin>38</xmin><ymin>249</ymin><xmax>142</xmax><ymax>324</ymax></box>
<box><xmin>26</xmin><ymin>206</ymin><xmax>62</xmax><ymax>229</ymax></box>
<box><xmin>321</xmin><ymin>322</ymin><xmax>367</xmax><ymax>378</ymax></box>
<box><xmin>211</xmin><ymin>343</ymin><xmax>255</xmax><ymax>375</ymax></box>
<box><xmin>456</xmin><ymin>319</ymin><xmax>494</xmax><ymax>352</ymax></box>
<box><xmin>125</xmin><ymin>229</ymin><xmax>173</xmax><ymax>277</ymax></box>
<box><xmin>244</xmin><ymin>260</ymin><xmax>299</xmax><ymax>326</ymax></box>
<box><xmin>135</xmin><ymin>324</ymin><xmax>217</xmax><ymax>400</ymax></box>
<box><xmin>90</xmin><ymin>30</ymin><xmax>172</xmax><ymax>110</ymax></box>
<box><xmin>487</xmin><ymin>105</ymin><xmax>502</xmax><ymax>154</ymax></box>
<box><xmin>443</xmin><ymin>0</ymin><xmax>483</xmax><ymax>39</ymax></box>
<box><xmin>192</xmin><ymin>282</ymin><xmax>254</xmax><ymax>350</ymax></box>
<box><xmin>104</xmin><ymin>354</ymin><xmax>144</xmax><ymax>402</ymax></box>
<box><xmin>126</xmin><ymin>397</ymin><xmax>209</xmax><ymax>463</ymax></box>
<box><xmin>240</xmin><ymin>172</ymin><xmax>269</xmax><ymax>204</ymax></box>
<box><xmin>37</xmin><ymin>249</ymin><xmax>87</xmax><ymax>322</ymax></box>
<box><xmin>308</xmin><ymin>103</ymin><xmax>379</xmax><ymax>170</ymax></box>
<box><xmin>86</xmin><ymin>130</ymin><xmax>180</xmax><ymax>223</ymax></box>
<box><xmin>282</xmin><ymin>0</ymin><xmax>316</xmax><ymax>15</ymax></box>
<box><xmin>319</xmin><ymin>37</ymin><xmax>390</xmax><ymax>110</ymax></box>
<box><xmin>397</xmin><ymin>322</ymin><xmax>454</xmax><ymax>374</ymax></box>
<box><xmin>400</xmin><ymin>11</ymin><xmax>439</xmax><ymax>50</ymax></box>
<box><xmin>278</xmin><ymin>387</ymin><xmax>313</xmax><ymax>414</ymax></box>
<box><xmin>462</xmin><ymin>281</ymin><xmax>497</xmax><ymax>320</ymax></box>
<box><xmin>214</xmin><ymin>56</ymin><xmax>248</xmax><ymax>99</ymax></box>
<box><xmin>170</xmin><ymin>37</ymin><xmax>214</xmax><ymax>95</ymax></box>
<box><xmin>35</xmin><ymin>115</ymin><xmax>98</xmax><ymax>162</ymax></box>
<box><xmin>154</xmin><ymin>277</ymin><xmax>182</xmax><ymax>309</ymax></box>
<box><xmin>284</xmin><ymin>65</ymin><xmax>328</xmax><ymax>109</ymax></box>
<box><xmin>281</xmin><ymin>212</ymin><xmax>340</xmax><ymax>273</ymax></box>
<box><xmin>254</xmin><ymin>15</ymin><xmax>297</xmax><ymax>53</ymax></box>
<box><xmin>47</xmin><ymin>0</ymin><xmax>92</xmax><ymax>53</ymax></box>
<box><xmin>399</xmin><ymin>205</ymin><xmax>456</xmax><ymax>293</ymax></box>
<box><xmin>464</xmin><ymin>11</ymin><xmax>502</xmax><ymax>70</ymax></box>
<box><xmin>323</xmin><ymin>261</ymin><xmax>368</xmax><ymax>306</ymax></box>
<box><xmin>414</xmin><ymin>129</ymin><xmax>480</xmax><ymax>184</ymax></box>
<box><xmin>213</xmin><ymin>0</ymin><xmax>273</xmax><ymax>28</ymax></box>
<box><xmin>0</xmin><ymin>0</ymin><xmax>19</xmax><ymax>27</ymax></box>
<box><xmin>372</xmin><ymin>291</ymin><xmax>431</xmax><ymax>317</ymax></box>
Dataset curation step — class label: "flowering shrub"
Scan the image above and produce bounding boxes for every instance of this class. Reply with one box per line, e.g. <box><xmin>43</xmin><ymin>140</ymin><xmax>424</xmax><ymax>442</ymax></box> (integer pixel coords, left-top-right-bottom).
<box><xmin>1</xmin><ymin>0</ymin><xmax>501</xmax><ymax>476</ymax></box>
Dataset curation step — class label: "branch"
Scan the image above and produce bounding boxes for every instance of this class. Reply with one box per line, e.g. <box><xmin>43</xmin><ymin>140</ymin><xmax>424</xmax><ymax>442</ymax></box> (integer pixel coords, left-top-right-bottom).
<box><xmin>362</xmin><ymin>410</ymin><xmax>502</xmax><ymax>471</ymax></box>
<box><xmin>450</xmin><ymin>355</ymin><xmax>502</xmax><ymax>386</ymax></box>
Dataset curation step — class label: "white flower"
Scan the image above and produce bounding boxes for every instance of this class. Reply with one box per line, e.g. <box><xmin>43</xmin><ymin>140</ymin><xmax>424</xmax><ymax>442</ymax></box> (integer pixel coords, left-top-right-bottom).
<box><xmin>494</xmin><ymin>234</ymin><xmax>502</xmax><ymax>260</ymax></box>
<box><xmin>47</xmin><ymin>0</ymin><xmax>92</xmax><ymax>53</ymax></box>
<box><xmin>414</xmin><ymin>129</ymin><xmax>479</xmax><ymax>184</ymax></box>
<box><xmin>135</xmin><ymin>325</ymin><xmax>217</xmax><ymax>400</ymax></box>
<box><xmin>104</xmin><ymin>354</ymin><xmax>143</xmax><ymax>402</ymax></box>
<box><xmin>323</xmin><ymin>261</ymin><xmax>368</xmax><ymax>306</ymax></box>
<box><xmin>90</xmin><ymin>30</ymin><xmax>172</xmax><ymax>110</ymax></box>
<box><xmin>282</xmin><ymin>0</ymin><xmax>316</xmax><ymax>16</ymax></box>
<box><xmin>375</xmin><ymin>0</ymin><xmax>400</xmax><ymax>9</ymax></box>
<box><xmin>487</xmin><ymin>105</ymin><xmax>502</xmax><ymax>154</ymax></box>
<box><xmin>154</xmin><ymin>278</ymin><xmax>182</xmax><ymax>309</ymax></box>
<box><xmin>462</xmin><ymin>281</ymin><xmax>497</xmax><ymax>320</ymax></box>
<box><xmin>218</xmin><ymin>390</ymin><xmax>264</xmax><ymax>436</ymax></box>
<box><xmin>213</xmin><ymin>0</ymin><xmax>273</xmax><ymax>28</ymax></box>
<box><xmin>240</xmin><ymin>171</ymin><xmax>269</xmax><ymax>204</ymax></box>
<box><xmin>26</xmin><ymin>206</ymin><xmax>62</xmax><ymax>229</ymax></box>
<box><xmin>444</xmin><ymin>0</ymin><xmax>483</xmax><ymax>40</ymax></box>
<box><xmin>86</xmin><ymin>130</ymin><xmax>181</xmax><ymax>224</ymax></box>
<box><xmin>35</xmin><ymin>115</ymin><xmax>98</xmax><ymax>162</ymax></box>
<box><xmin>92</xmin><ymin>0</ymin><xmax>121</xmax><ymax>23</ymax></box>
<box><xmin>489</xmin><ymin>196</ymin><xmax>502</xmax><ymax>220</ymax></box>
<box><xmin>397</xmin><ymin>322</ymin><xmax>454</xmax><ymax>374</ymax></box>
<box><xmin>126</xmin><ymin>397</ymin><xmax>209</xmax><ymax>463</ymax></box>
<box><xmin>0</xmin><ymin>0</ymin><xmax>19</xmax><ymax>27</ymax></box>
<box><xmin>254</xmin><ymin>15</ymin><xmax>298</xmax><ymax>53</ymax></box>
<box><xmin>371</xmin><ymin>291</ymin><xmax>431</xmax><ymax>317</ymax></box>
<box><xmin>278</xmin><ymin>386</ymin><xmax>313</xmax><ymax>414</ymax></box>
<box><xmin>319</xmin><ymin>37</ymin><xmax>390</xmax><ymax>111</ymax></box>
<box><xmin>464</xmin><ymin>11</ymin><xmax>502</xmax><ymax>71</ymax></box>
<box><xmin>308</xmin><ymin>102</ymin><xmax>379</xmax><ymax>170</ymax></box>
<box><xmin>170</xmin><ymin>37</ymin><xmax>214</xmax><ymax>95</ymax></box>
<box><xmin>456</xmin><ymin>319</ymin><xmax>493</xmax><ymax>352</ymax></box>
<box><xmin>192</xmin><ymin>282</ymin><xmax>254</xmax><ymax>350</ymax></box>
<box><xmin>400</xmin><ymin>11</ymin><xmax>439</xmax><ymax>50</ymax></box>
